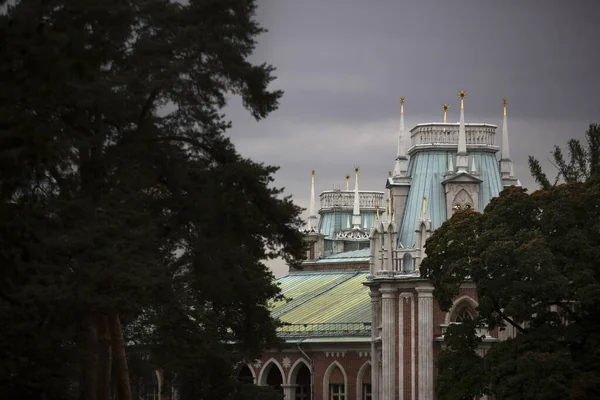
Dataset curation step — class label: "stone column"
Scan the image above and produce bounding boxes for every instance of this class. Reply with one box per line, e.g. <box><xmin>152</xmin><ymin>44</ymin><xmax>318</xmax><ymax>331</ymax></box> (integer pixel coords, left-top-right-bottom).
<box><xmin>381</xmin><ymin>287</ymin><xmax>396</xmax><ymax>400</ymax></box>
<box><xmin>417</xmin><ymin>286</ymin><xmax>434</xmax><ymax>400</ymax></box>
<box><xmin>370</xmin><ymin>290</ymin><xmax>381</xmax><ymax>400</ymax></box>
<box><xmin>281</xmin><ymin>384</ymin><xmax>297</xmax><ymax>400</ymax></box>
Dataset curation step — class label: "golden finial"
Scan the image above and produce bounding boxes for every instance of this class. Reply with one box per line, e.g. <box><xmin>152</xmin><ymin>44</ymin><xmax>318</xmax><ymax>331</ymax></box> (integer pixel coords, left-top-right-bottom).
<box><xmin>502</xmin><ymin>98</ymin><xmax>507</xmax><ymax>116</ymax></box>
<box><xmin>345</xmin><ymin>174</ymin><xmax>350</xmax><ymax>190</ymax></box>
<box><xmin>400</xmin><ymin>97</ymin><xmax>405</xmax><ymax>115</ymax></box>
<box><xmin>442</xmin><ymin>104</ymin><xmax>449</xmax><ymax>123</ymax></box>
<box><xmin>311</xmin><ymin>170</ymin><xmax>315</xmax><ymax>183</ymax></box>
<box><xmin>375</xmin><ymin>205</ymin><xmax>380</xmax><ymax>220</ymax></box>
<box><xmin>422</xmin><ymin>195</ymin><xmax>428</xmax><ymax>216</ymax></box>
<box><xmin>388</xmin><ymin>170</ymin><xmax>392</xmax><ymax>177</ymax></box>
<box><xmin>458</xmin><ymin>91</ymin><xmax>466</xmax><ymax>110</ymax></box>
<box><xmin>353</xmin><ymin>167</ymin><xmax>359</xmax><ymax>183</ymax></box>
<box><xmin>400</xmin><ymin>97</ymin><xmax>405</xmax><ymax>105</ymax></box>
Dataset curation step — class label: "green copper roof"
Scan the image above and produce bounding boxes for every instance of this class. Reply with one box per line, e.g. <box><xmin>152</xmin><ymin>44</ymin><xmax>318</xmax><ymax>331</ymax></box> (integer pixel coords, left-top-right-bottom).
<box><xmin>271</xmin><ymin>271</ymin><xmax>371</xmax><ymax>338</ymax></box>
<box><xmin>398</xmin><ymin>150</ymin><xmax>503</xmax><ymax>247</ymax></box>
<box><xmin>318</xmin><ymin>211</ymin><xmax>377</xmax><ymax>238</ymax></box>
<box><xmin>315</xmin><ymin>248</ymin><xmax>370</xmax><ymax>264</ymax></box>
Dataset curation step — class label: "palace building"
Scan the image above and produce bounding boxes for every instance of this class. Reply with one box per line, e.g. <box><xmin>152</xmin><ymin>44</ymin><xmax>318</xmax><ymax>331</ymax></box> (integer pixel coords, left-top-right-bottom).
<box><xmin>241</xmin><ymin>93</ymin><xmax>520</xmax><ymax>400</ymax></box>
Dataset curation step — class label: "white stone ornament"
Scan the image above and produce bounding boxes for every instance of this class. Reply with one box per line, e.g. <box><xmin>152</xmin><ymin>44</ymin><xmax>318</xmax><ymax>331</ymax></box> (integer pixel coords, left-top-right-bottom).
<box><xmin>282</xmin><ymin>357</ymin><xmax>292</xmax><ymax>369</ymax></box>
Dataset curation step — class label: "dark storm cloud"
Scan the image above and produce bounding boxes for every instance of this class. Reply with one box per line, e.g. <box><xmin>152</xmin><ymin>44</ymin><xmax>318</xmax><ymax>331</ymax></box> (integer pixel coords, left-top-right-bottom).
<box><xmin>224</xmin><ymin>0</ymin><xmax>600</xmax><ymax>276</ymax></box>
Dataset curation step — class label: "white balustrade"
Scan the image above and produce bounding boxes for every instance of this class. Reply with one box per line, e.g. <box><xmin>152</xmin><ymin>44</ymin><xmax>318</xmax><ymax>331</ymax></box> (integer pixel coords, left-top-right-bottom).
<box><xmin>410</xmin><ymin>124</ymin><xmax>497</xmax><ymax>147</ymax></box>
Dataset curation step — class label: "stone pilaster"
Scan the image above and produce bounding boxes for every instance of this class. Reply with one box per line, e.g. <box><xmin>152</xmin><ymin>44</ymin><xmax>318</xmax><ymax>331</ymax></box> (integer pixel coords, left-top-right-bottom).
<box><xmin>417</xmin><ymin>286</ymin><xmax>434</xmax><ymax>400</ymax></box>
<box><xmin>381</xmin><ymin>287</ymin><xmax>396</xmax><ymax>400</ymax></box>
<box><xmin>370</xmin><ymin>290</ymin><xmax>381</xmax><ymax>400</ymax></box>
<box><xmin>281</xmin><ymin>384</ymin><xmax>297</xmax><ymax>400</ymax></box>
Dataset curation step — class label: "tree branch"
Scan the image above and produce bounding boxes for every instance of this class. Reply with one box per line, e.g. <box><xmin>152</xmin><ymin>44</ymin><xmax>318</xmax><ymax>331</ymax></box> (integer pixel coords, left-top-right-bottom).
<box><xmin>137</xmin><ymin>88</ymin><xmax>161</xmax><ymax>130</ymax></box>
<box><xmin>493</xmin><ymin>301</ymin><xmax>527</xmax><ymax>334</ymax></box>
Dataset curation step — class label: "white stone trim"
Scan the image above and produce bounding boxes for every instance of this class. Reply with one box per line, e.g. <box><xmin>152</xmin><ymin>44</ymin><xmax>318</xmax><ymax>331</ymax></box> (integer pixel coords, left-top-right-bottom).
<box><xmin>257</xmin><ymin>358</ymin><xmax>286</xmax><ymax>386</ymax></box>
<box><xmin>416</xmin><ymin>286</ymin><xmax>434</xmax><ymax>400</ymax></box>
<box><xmin>380</xmin><ymin>288</ymin><xmax>396</xmax><ymax>400</ymax></box>
<box><xmin>322</xmin><ymin>360</ymin><xmax>348</xmax><ymax>400</ymax></box>
<box><xmin>287</xmin><ymin>357</ymin><xmax>311</xmax><ymax>385</ymax></box>
<box><xmin>356</xmin><ymin>360</ymin><xmax>372</xmax><ymax>400</ymax></box>
<box><xmin>399</xmin><ymin>292</ymin><xmax>416</xmax><ymax>400</ymax></box>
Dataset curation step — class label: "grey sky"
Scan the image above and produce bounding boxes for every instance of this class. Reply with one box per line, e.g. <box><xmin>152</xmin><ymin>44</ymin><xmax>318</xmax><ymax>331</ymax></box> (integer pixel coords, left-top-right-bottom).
<box><xmin>224</xmin><ymin>0</ymin><xmax>600</xmax><ymax>277</ymax></box>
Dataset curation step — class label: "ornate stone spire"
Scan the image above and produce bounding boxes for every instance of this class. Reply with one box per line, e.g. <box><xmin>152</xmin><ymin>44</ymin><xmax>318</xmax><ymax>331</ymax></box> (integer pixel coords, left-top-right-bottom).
<box><xmin>352</xmin><ymin>167</ymin><xmax>361</xmax><ymax>229</ymax></box>
<box><xmin>307</xmin><ymin>170</ymin><xmax>318</xmax><ymax>230</ymax></box>
<box><xmin>456</xmin><ymin>91</ymin><xmax>469</xmax><ymax>173</ymax></box>
<box><xmin>394</xmin><ymin>97</ymin><xmax>409</xmax><ymax>177</ymax></box>
<box><xmin>500</xmin><ymin>98</ymin><xmax>513</xmax><ymax>178</ymax></box>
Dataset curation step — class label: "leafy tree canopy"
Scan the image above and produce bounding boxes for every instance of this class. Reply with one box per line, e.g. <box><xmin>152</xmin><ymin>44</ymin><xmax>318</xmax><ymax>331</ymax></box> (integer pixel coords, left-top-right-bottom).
<box><xmin>421</xmin><ymin>126</ymin><xmax>600</xmax><ymax>400</ymax></box>
<box><xmin>0</xmin><ymin>1</ymin><xmax>301</xmax><ymax>399</ymax></box>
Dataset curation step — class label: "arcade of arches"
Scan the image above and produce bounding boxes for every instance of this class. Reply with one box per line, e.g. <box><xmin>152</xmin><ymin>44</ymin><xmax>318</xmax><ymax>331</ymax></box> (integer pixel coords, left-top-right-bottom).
<box><xmin>236</xmin><ymin>356</ymin><xmax>372</xmax><ymax>400</ymax></box>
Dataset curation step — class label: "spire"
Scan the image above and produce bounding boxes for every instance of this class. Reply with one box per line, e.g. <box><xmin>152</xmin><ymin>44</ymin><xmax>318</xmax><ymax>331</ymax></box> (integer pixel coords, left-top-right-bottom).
<box><xmin>352</xmin><ymin>167</ymin><xmax>361</xmax><ymax>229</ymax></box>
<box><xmin>500</xmin><ymin>98</ymin><xmax>514</xmax><ymax>178</ymax></box>
<box><xmin>345</xmin><ymin>174</ymin><xmax>350</xmax><ymax>191</ymax></box>
<box><xmin>307</xmin><ymin>170</ymin><xmax>318</xmax><ymax>230</ymax></box>
<box><xmin>502</xmin><ymin>98</ymin><xmax>510</xmax><ymax>160</ymax></box>
<box><xmin>385</xmin><ymin>197</ymin><xmax>391</xmax><ymax>223</ymax></box>
<box><xmin>471</xmin><ymin>155</ymin><xmax>477</xmax><ymax>174</ymax></box>
<box><xmin>447</xmin><ymin>153</ymin><xmax>454</xmax><ymax>173</ymax></box>
<box><xmin>394</xmin><ymin>97</ymin><xmax>409</xmax><ymax>177</ymax></box>
<box><xmin>442</xmin><ymin>104</ymin><xmax>449</xmax><ymax>123</ymax></box>
<box><xmin>456</xmin><ymin>90</ymin><xmax>469</xmax><ymax>173</ymax></box>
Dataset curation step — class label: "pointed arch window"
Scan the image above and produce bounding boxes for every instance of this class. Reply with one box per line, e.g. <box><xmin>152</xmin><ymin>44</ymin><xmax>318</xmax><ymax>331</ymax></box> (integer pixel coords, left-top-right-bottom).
<box><xmin>455</xmin><ymin>307</ymin><xmax>474</xmax><ymax>322</ymax></box>
<box><xmin>402</xmin><ymin>253</ymin><xmax>413</xmax><ymax>273</ymax></box>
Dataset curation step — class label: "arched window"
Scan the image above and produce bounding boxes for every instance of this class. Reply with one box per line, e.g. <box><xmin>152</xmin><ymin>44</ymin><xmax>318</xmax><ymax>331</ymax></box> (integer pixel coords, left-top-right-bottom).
<box><xmin>402</xmin><ymin>253</ymin><xmax>413</xmax><ymax>273</ymax></box>
<box><xmin>259</xmin><ymin>360</ymin><xmax>285</xmax><ymax>395</ymax></box>
<box><xmin>323</xmin><ymin>361</ymin><xmax>347</xmax><ymax>400</ymax></box>
<box><xmin>454</xmin><ymin>306</ymin><xmax>474</xmax><ymax>322</ymax></box>
<box><xmin>237</xmin><ymin>364</ymin><xmax>254</xmax><ymax>384</ymax></box>
<box><xmin>294</xmin><ymin>364</ymin><xmax>311</xmax><ymax>400</ymax></box>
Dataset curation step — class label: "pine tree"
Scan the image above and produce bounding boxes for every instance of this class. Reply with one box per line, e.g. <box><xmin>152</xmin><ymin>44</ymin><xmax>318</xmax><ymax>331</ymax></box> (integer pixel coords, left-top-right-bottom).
<box><xmin>0</xmin><ymin>1</ymin><xmax>302</xmax><ymax>399</ymax></box>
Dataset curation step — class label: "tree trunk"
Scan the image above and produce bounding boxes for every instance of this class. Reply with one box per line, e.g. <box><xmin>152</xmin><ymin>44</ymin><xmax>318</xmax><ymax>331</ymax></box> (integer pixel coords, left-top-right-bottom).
<box><xmin>80</xmin><ymin>316</ymin><xmax>99</xmax><ymax>400</ymax></box>
<box><xmin>109</xmin><ymin>310</ymin><xmax>133</xmax><ymax>400</ymax></box>
<box><xmin>96</xmin><ymin>315</ymin><xmax>113</xmax><ymax>400</ymax></box>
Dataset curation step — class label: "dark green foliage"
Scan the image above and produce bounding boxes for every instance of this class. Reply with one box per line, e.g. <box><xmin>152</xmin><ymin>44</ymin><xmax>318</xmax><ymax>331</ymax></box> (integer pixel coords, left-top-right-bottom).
<box><xmin>435</xmin><ymin>320</ymin><xmax>488</xmax><ymax>400</ymax></box>
<box><xmin>0</xmin><ymin>1</ymin><xmax>303</xmax><ymax>399</ymax></box>
<box><xmin>529</xmin><ymin>124</ymin><xmax>600</xmax><ymax>189</ymax></box>
<box><xmin>421</xmin><ymin>144</ymin><xmax>600</xmax><ymax>399</ymax></box>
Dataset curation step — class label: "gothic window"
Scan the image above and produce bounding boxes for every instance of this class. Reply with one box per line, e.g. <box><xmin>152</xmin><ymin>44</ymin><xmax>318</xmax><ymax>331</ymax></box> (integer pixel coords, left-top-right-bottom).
<box><xmin>452</xmin><ymin>189</ymin><xmax>475</xmax><ymax>214</ymax></box>
<box><xmin>294</xmin><ymin>363</ymin><xmax>311</xmax><ymax>400</ymax></box>
<box><xmin>363</xmin><ymin>384</ymin><xmax>372</xmax><ymax>400</ymax></box>
<box><xmin>402</xmin><ymin>253</ymin><xmax>413</xmax><ymax>273</ymax></box>
<box><xmin>330</xmin><ymin>384</ymin><xmax>345</xmax><ymax>400</ymax></box>
<box><xmin>451</xmin><ymin>304</ymin><xmax>476</xmax><ymax>323</ymax></box>
<box><xmin>455</xmin><ymin>307</ymin><xmax>474</xmax><ymax>322</ymax></box>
